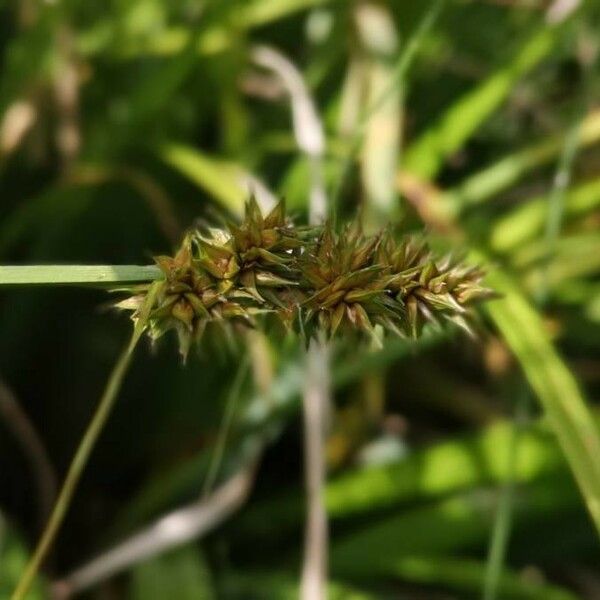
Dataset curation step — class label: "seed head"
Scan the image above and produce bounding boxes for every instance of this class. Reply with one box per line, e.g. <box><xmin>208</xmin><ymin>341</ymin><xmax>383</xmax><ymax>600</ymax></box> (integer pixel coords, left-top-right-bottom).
<box><xmin>379</xmin><ymin>233</ymin><xmax>495</xmax><ymax>337</ymax></box>
<box><xmin>118</xmin><ymin>235</ymin><xmax>253</xmax><ymax>360</ymax></box>
<box><xmin>116</xmin><ymin>200</ymin><xmax>495</xmax><ymax>357</ymax></box>
<box><xmin>300</xmin><ymin>224</ymin><xmax>402</xmax><ymax>339</ymax></box>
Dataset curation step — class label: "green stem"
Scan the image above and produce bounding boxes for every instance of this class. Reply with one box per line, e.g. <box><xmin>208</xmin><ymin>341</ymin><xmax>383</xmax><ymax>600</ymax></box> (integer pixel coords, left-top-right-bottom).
<box><xmin>201</xmin><ymin>353</ymin><xmax>250</xmax><ymax>499</ymax></box>
<box><xmin>482</xmin><ymin>393</ymin><xmax>527</xmax><ymax>600</ymax></box>
<box><xmin>0</xmin><ymin>265</ymin><xmax>162</xmax><ymax>287</ymax></box>
<box><xmin>537</xmin><ymin>118</ymin><xmax>582</xmax><ymax>305</ymax></box>
<box><xmin>12</xmin><ymin>336</ymin><xmax>139</xmax><ymax>600</ymax></box>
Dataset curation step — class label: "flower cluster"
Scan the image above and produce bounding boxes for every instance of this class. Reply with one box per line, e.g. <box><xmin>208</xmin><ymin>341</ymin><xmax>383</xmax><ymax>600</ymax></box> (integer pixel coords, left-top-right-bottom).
<box><xmin>118</xmin><ymin>199</ymin><xmax>494</xmax><ymax>358</ymax></box>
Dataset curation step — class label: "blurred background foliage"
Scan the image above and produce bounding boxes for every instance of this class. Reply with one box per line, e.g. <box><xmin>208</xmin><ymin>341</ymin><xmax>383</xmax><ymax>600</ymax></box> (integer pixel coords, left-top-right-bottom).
<box><xmin>1</xmin><ymin>0</ymin><xmax>600</xmax><ymax>598</ymax></box>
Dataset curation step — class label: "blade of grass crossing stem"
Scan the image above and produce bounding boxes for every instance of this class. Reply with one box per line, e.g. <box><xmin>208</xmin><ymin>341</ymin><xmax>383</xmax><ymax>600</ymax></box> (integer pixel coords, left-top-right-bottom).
<box><xmin>239</xmin><ymin>408</ymin><xmax>577</xmax><ymax>541</ymax></box>
<box><xmin>225</xmin><ymin>573</ymin><xmax>375</xmax><ymax>600</ymax></box>
<box><xmin>11</xmin><ymin>282</ymin><xmax>162</xmax><ymax>600</ymax></box>
<box><xmin>362</xmin><ymin>0</ymin><xmax>446</xmax><ymax>122</ymax></box>
<box><xmin>483</xmin><ymin>267</ymin><xmax>600</xmax><ymax>535</ymax></box>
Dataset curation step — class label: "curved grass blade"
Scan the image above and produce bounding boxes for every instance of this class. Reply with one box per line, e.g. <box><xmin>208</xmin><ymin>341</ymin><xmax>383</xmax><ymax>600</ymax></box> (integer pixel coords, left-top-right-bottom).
<box><xmin>12</xmin><ymin>337</ymin><xmax>138</xmax><ymax>600</ymax></box>
<box><xmin>159</xmin><ymin>144</ymin><xmax>247</xmax><ymax>215</ymax></box>
<box><xmin>484</xmin><ymin>267</ymin><xmax>600</xmax><ymax>536</ymax></box>
<box><xmin>491</xmin><ymin>177</ymin><xmax>600</xmax><ymax>253</ymax></box>
<box><xmin>442</xmin><ymin>110</ymin><xmax>600</xmax><ymax>215</ymax></box>
<box><xmin>381</xmin><ymin>555</ymin><xmax>577</xmax><ymax>600</ymax></box>
<box><xmin>404</xmin><ymin>25</ymin><xmax>564</xmax><ymax>180</ymax></box>
<box><xmin>330</xmin><ymin>474</ymin><xmax>580</xmax><ymax>576</ymax></box>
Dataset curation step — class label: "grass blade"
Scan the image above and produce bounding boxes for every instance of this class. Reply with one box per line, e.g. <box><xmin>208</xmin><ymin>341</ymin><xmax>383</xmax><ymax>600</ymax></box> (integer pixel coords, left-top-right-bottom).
<box><xmin>484</xmin><ymin>267</ymin><xmax>600</xmax><ymax>536</ymax></box>
<box><xmin>404</xmin><ymin>26</ymin><xmax>562</xmax><ymax>180</ymax></box>
<box><xmin>159</xmin><ymin>144</ymin><xmax>247</xmax><ymax>215</ymax></box>
<box><xmin>11</xmin><ymin>335</ymin><xmax>140</xmax><ymax>600</ymax></box>
<box><xmin>384</xmin><ymin>556</ymin><xmax>577</xmax><ymax>600</ymax></box>
<box><xmin>484</xmin><ymin>98</ymin><xmax>585</xmax><ymax>597</ymax></box>
<box><xmin>330</xmin><ymin>475</ymin><xmax>580</xmax><ymax>574</ymax></box>
<box><xmin>442</xmin><ymin>110</ymin><xmax>600</xmax><ymax>214</ymax></box>
<box><xmin>490</xmin><ymin>177</ymin><xmax>600</xmax><ymax>253</ymax></box>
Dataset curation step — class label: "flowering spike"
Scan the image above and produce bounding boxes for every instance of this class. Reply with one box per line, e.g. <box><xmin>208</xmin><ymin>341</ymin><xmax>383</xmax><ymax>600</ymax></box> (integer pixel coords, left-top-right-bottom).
<box><xmin>115</xmin><ymin>198</ymin><xmax>494</xmax><ymax>356</ymax></box>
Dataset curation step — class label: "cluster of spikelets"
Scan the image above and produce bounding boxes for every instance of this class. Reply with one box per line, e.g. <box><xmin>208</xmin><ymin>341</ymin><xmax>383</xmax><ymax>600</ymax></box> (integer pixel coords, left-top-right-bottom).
<box><xmin>117</xmin><ymin>198</ymin><xmax>494</xmax><ymax>359</ymax></box>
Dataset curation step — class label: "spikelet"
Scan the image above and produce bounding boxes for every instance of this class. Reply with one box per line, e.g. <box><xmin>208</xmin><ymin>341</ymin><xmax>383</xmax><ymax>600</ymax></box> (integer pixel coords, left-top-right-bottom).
<box><xmin>300</xmin><ymin>224</ymin><xmax>402</xmax><ymax>339</ymax></box>
<box><xmin>117</xmin><ymin>234</ymin><xmax>253</xmax><ymax>360</ymax></box>
<box><xmin>378</xmin><ymin>233</ymin><xmax>495</xmax><ymax>337</ymax></box>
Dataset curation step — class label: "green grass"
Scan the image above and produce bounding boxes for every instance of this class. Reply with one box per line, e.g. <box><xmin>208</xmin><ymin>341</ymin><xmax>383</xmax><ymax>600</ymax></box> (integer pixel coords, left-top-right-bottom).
<box><xmin>1</xmin><ymin>2</ymin><xmax>599</xmax><ymax>599</ymax></box>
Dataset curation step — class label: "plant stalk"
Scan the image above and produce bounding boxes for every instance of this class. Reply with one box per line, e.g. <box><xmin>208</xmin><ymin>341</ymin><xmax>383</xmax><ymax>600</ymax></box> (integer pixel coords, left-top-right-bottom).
<box><xmin>482</xmin><ymin>393</ymin><xmax>527</xmax><ymax>600</ymax></box>
<box><xmin>12</xmin><ymin>336</ymin><xmax>138</xmax><ymax>600</ymax></box>
<box><xmin>301</xmin><ymin>338</ymin><xmax>330</xmax><ymax>600</ymax></box>
<box><xmin>0</xmin><ymin>265</ymin><xmax>162</xmax><ymax>287</ymax></box>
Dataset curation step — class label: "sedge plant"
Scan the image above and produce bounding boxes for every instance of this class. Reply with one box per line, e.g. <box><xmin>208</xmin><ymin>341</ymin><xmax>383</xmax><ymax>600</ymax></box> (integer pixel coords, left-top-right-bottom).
<box><xmin>12</xmin><ymin>197</ymin><xmax>493</xmax><ymax>599</ymax></box>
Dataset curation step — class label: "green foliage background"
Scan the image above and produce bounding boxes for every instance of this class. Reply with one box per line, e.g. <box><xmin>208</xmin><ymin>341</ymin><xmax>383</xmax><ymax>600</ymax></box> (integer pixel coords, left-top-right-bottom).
<box><xmin>1</xmin><ymin>0</ymin><xmax>600</xmax><ymax>598</ymax></box>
